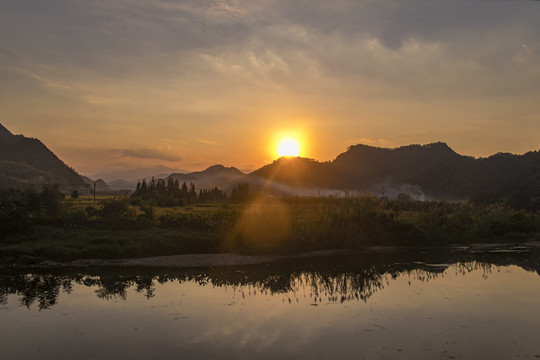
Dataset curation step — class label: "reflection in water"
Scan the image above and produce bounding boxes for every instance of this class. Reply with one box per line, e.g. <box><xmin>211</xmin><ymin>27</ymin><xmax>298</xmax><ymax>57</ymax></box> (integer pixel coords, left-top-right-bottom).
<box><xmin>2</xmin><ymin>246</ymin><xmax>540</xmax><ymax>360</ymax></box>
<box><xmin>1</xmin><ymin>246</ymin><xmax>539</xmax><ymax>310</ymax></box>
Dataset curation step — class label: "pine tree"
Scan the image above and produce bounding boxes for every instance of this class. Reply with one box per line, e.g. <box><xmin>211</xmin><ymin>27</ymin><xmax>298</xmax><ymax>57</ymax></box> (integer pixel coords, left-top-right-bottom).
<box><xmin>181</xmin><ymin>182</ymin><xmax>188</xmax><ymax>199</ymax></box>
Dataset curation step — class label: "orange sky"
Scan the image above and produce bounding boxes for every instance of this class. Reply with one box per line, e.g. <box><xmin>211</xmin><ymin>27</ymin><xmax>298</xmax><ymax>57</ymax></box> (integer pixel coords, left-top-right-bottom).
<box><xmin>1</xmin><ymin>0</ymin><xmax>539</xmax><ymax>175</ymax></box>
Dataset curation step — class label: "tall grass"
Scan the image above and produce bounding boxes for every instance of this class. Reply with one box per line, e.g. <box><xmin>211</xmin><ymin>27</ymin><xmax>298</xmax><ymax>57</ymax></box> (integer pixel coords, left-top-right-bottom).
<box><xmin>1</xmin><ymin>194</ymin><xmax>539</xmax><ymax>263</ymax></box>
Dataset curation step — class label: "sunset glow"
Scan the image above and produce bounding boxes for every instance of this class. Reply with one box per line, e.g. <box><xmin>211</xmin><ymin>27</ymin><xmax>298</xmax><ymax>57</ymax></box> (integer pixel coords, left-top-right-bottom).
<box><xmin>277</xmin><ymin>138</ymin><xmax>300</xmax><ymax>157</ymax></box>
<box><xmin>1</xmin><ymin>1</ymin><xmax>539</xmax><ymax>175</ymax></box>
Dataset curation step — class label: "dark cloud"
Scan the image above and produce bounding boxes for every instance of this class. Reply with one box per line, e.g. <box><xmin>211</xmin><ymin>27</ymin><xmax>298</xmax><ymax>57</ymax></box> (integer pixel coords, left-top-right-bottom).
<box><xmin>2</xmin><ymin>0</ymin><xmax>540</xmax><ymax>162</ymax></box>
<box><xmin>3</xmin><ymin>0</ymin><xmax>539</xmax><ymax>83</ymax></box>
<box><xmin>273</xmin><ymin>0</ymin><xmax>540</xmax><ymax>49</ymax></box>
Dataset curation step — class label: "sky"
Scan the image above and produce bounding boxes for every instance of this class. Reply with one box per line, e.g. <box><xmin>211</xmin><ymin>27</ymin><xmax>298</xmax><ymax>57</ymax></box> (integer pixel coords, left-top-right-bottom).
<box><xmin>1</xmin><ymin>0</ymin><xmax>539</xmax><ymax>175</ymax></box>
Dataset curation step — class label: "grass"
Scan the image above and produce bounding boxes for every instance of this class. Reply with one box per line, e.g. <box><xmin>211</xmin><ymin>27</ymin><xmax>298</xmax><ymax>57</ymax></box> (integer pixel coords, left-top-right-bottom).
<box><xmin>1</xmin><ymin>194</ymin><xmax>539</xmax><ymax>264</ymax></box>
<box><xmin>0</xmin><ymin>227</ymin><xmax>219</xmax><ymax>265</ymax></box>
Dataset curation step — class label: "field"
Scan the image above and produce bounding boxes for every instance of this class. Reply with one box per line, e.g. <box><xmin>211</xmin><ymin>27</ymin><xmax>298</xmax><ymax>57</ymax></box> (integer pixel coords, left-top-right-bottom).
<box><xmin>1</xmin><ymin>190</ymin><xmax>539</xmax><ymax>265</ymax></box>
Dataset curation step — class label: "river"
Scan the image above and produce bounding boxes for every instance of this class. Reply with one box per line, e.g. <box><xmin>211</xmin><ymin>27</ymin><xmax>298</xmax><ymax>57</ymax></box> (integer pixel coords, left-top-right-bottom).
<box><xmin>1</xmin><ymin>244</ymin><xmax>540</xmax><ymax>359</ymax></box>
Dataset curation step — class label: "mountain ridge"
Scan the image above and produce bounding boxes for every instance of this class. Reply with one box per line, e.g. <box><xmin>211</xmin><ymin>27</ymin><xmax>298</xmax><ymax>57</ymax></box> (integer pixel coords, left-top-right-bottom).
<box><xmin>1</xmin><ymin>123</ymin><xmax>538</xmax><ymax>206</ymax></box>
<box><xmin>168</xmin><ymin>164</ymin><xmax>245</xmax><ymax>191</ymax></box>
<box><xmin>0</xmin><ymin>124</ymin><xmax>86</xmax><ymax>190</ymax></box>
<box><xmin>247</xmin><ymin>142</ymin><xmax>540</xmax><ymax>204</ymax></box>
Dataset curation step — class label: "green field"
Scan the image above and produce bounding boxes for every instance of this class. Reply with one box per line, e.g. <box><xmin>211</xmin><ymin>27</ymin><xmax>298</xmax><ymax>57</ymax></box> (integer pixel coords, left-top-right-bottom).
<box><xmin>1</xmin><ymin>188</ymin><xmax>539</xmax><ymax>265</ymax></box>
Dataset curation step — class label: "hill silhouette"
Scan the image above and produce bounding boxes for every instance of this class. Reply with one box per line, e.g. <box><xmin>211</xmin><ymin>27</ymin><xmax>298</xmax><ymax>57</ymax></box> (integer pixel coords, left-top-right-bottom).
<box><xmin>155</xmin><ymin>142</ymin><xmax>540</xmax><ymax>206</ymax></box>
<box><xmin>168</xmin><ymin>165</ymin><xmax>245</xmax><ymax>191</ymax></box>
<box><xmin>250</xmin><ymin>157</ymin><xmax>330</xmax><ymax>187</ymax></box>
<box><xmin>81</xmin><ymin>176</ymin><xmax>113</xmax><ymax>193</ymax></box>
<box><xmin>248</xmin><ymin>142</ymin><xmax>540</xmax><ymax>207</ymax></box>
<box><xmin>1</xmin><ymin>122</ymin><xmax>538</xmax><ymax>208</ymax></box>
<box><xmin>0</xmin><ymin>123</ymin><xmax>86</xmax><ymax>190</ymax></box>
<box><xmin>331</xmin><ymin>142</ymin><xmax>459</xmax><ymax>188</ymax></box>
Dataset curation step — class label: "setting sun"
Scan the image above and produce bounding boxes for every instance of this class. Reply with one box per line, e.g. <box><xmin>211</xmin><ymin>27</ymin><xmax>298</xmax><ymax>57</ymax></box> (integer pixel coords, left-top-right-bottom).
<box><xmin>277</xmin><ymin>138</ymin><xmax>300</xmax><ymax>157</ymax></box>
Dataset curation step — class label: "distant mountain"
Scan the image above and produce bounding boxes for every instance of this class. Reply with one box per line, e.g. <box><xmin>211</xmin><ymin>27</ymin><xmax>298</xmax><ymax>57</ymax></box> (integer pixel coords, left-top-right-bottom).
<box><xmin>107</xmin><ymin>179</ymin><xmax>137</xmax><ymax>192</ymax></box>
<box><xmin>169</xmin><ymin>165</ymin><xmax>245</xmax><ymax>191</ymax></box>
<box><xmin>88</xmin><ymin>165</ymin><xmax>188</xmax><ymax>183</ymax></box>
<box><xmin>248</xmin><ymin>142</ymin><xmax>540</xmax><ymax>205</ymax></box>
<box><xmin>161</xmin><ymin>142</ymin><xmax>539</xmax><ymax>205</ymax></box>
<box><xmin>81</xmin><ymin>176</ymin><xmax>113</xmax><ymax>193</ymax></box>
<box><xmin>3</xmin><ymin>123</ymin><xmax>537</xmax><ymax>206</ymax></box>
<box><xmin>0</xmin><ymin>124</ymin><xmax>86</xmax><ymax>191</ymax></box>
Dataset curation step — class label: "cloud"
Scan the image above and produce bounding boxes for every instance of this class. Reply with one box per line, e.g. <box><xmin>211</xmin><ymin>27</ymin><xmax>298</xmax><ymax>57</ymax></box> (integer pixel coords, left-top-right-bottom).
<box><xmin>25</xmin><ymin>69</ymin><xmax>119</xmax><ymax>105</ymax></box>
<box><xmin>196</xmin><ymin>139</ymin><xmax>219</xmax><ymax>145</ymax></box>
<box><xmin>30</xmin><ymin>73</ymin><xmax>73</xmax><ymax>91</ymax></box>
<box><xmin>6</xmin><ymin>0</ymin><xmax>540</xmax><ymax>103</ymax></box>
<box><xmin>120</xmin><ymin>148</ymin><xmax>182</xmax><ymax>162</ymax></box>
<box><xmin>2</xmin><ymin>0</ymin><xmax>540</xmax><ymax>164</ymax></box>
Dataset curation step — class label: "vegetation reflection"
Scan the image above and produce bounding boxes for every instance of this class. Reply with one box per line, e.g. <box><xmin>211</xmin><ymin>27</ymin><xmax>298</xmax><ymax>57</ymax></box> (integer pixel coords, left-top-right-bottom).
<box><xmin>1</xmin><ymin>247</ymin><xmax>538</xmax><ymax>310</ymax></box>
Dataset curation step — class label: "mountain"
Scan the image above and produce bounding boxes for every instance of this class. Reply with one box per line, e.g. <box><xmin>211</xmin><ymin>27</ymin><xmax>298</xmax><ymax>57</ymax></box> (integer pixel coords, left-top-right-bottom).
<box><xmin>162</xmin><ymin>142</ymin><xmax>539</xmax><ymax>204</ymax></box>
<box><xmin>107</xmin><ymin>179</ymin><xmax>138</xmax><ymax>192</ymax></box>
<box><xmin>416</xmin><ymin>150</ymin><xmax>540</xmax><ymax>201</ymax></box>
<box><xmin>248</xmin><ymin>142</ymin><xmax>540</xmax><ymax>205</ymax></box>
<box><xmin>88</xmin><ymin>165</ymin><xmax>188</xmax><ymax>183</ymax></box>
<box><xmin>0</xmin><ymin>123</ymin><xmax>13</xmax><ymax>137</ymax></box>
<box><xmin>82</xmin><ymin>165</ymin><xmax>194</xmax><ymax>193</ymax></box>
<box><xmin>250</xmin><ymin>157</ymin><xmax>329</xmax><ymax>186</ymax></box>
<box><xmin>3</xmin><ymin>122</ymin><xmax>537</xmax><ymax>205</ymax></box>
<box><xmin>246</xmin><ymin>157</ymin><xmax>333</xmax><ymax>196</ymax></box>
<box><xmin>331</xmin><ymin>142</ymin><xmax>459</xmax><ymax>188</ymax></box>
<box><xmin>168</xmin><ymin>165</ymin><xmax>245</xmax><ymax>191</ymax></box>
<box><xmin>81</xmin><ymin>176</ymin><xmax>114</xmax><ymax>193</ymax></box>
<box><xmin>248</xmin><ymin>143</ymin><xmax>461</xmax><ymax>192</ymax></box>
<box><xmin>0</xmin><ymin>124</ymin><xmax>86</xmax><ymax>191</ymax></box>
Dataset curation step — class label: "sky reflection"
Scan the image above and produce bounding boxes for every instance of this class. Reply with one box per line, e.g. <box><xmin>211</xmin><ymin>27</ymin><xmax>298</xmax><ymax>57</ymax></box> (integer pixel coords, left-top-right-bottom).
<box><xmin>1</xmin><ymin>250</ymin><xmax>540</xmax><ymax>359</ymax></box>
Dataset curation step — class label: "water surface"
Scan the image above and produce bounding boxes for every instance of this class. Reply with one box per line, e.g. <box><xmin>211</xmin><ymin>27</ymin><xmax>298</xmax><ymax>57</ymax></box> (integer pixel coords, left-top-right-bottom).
<box><xmin>1</xmin><ymin>246</ymin><xmax>540</xmax><ymax>359</ymax></box>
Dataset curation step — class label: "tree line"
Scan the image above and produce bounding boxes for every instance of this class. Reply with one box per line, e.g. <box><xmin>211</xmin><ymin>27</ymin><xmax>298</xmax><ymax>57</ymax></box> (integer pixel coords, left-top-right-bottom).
<box><xmin>0</xmin><ymin>185</ymin><xmax>65</xmax><ymax>235</ymax></box>
<box><xmin>132</xmin><ymin>177</ymin><xmax>250</xmax><ymax>206</ymax></box>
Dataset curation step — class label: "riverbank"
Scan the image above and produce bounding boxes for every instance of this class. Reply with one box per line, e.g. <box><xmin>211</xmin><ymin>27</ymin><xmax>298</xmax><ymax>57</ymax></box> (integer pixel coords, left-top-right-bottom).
<box><xmin>7</xmin><ymin>241</ymin><xmax>538</xmax><ymax>269</ymax></box>
<box><xmin>2</xmin><ymin>226</ymin><xmax>538</xmax><ymax>267</ymax></box>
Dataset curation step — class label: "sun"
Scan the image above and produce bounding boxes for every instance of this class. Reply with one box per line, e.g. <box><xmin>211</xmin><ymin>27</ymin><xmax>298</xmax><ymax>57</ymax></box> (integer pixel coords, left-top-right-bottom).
<box><xmin>277</xmin><ymin>138</ymin><xmax>300</xmax><ymax>157</ymax></box>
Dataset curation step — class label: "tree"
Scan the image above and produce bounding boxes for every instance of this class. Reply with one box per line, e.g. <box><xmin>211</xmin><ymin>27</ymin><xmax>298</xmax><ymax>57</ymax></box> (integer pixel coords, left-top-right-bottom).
<box><xmin>231</xmin><ymin>183</ymin><xmax>250</xmax><ymax>203</ymax></box>
<box><xmin>40</xmin><ymin>184</ymin><xmax>64</xmax><ymax>218</ymax></box>
<box><xmin>181</xmin><ymin>182</ymin><xmax>188</xmax><ymax>199</ymax></box>
<box><xmin>140</xmin><ymin>180</ymin><xmax>148</xmax><ymax>196</ymax></box>
<box><xmin>71</xmin><ymin>190</ymin><xmax>79</xmax><ymax>199</ymax></box>
<box><xmin>188</xmin><ymin>183</ymin><xmax>197</xmax><ymax>204</ymax></box>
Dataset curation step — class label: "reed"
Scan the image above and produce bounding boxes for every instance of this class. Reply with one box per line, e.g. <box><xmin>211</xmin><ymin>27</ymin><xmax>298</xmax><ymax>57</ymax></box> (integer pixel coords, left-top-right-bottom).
<box><xmin>1</xmin><ymin>191</ymin><xmax>538</xmax><ymax>264</ymax></box>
